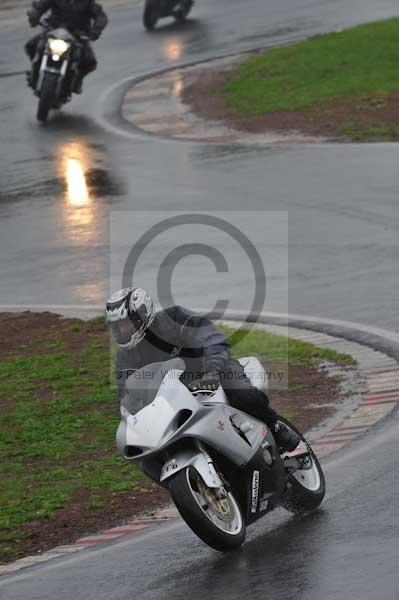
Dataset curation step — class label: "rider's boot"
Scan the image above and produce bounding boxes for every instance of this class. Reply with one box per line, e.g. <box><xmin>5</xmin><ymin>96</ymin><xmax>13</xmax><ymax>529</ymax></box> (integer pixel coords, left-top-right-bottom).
<box><xmin>273</xmin><ymin>421</ymin><xmax>301</xmax><ymax>452</ymax></box>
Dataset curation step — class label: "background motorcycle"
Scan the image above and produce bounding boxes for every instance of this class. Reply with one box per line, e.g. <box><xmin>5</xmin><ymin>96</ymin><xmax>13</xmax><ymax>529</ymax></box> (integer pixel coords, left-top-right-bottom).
<box><xmin>143</xmin><ymin>0</ymin><xmax>194</xmax><ymax>30</ymax></box>
<box><xmin>117</xmin><ymin>357</ymin><xmax>325</xmax><ymax>551</ymax></box>
<box><xmin>28</xmin><ymin>20</ymin><xmax>89</xmax><ymax>123</ymax></box>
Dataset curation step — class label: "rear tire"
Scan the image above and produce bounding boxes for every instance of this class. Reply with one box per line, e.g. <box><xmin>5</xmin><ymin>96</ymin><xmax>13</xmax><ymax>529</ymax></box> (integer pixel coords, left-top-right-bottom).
<box><xmin>143</xmin><ymin>0</ymin><xmax>160</xmax><ymax>30</ymax></box>
<box><xmin>169</xmin><ymin>466</ymin><xmax>246</xmax><ymax>551</ymax></box>
<box><xmin>280</xmin><ymin>418</ymin><xmax>326</xmax><ymax>513</ymax></box>
<box><xmin>37</xmin><ymin>72</ymin><xmax>58</xmax><ymax>123</ymax></box>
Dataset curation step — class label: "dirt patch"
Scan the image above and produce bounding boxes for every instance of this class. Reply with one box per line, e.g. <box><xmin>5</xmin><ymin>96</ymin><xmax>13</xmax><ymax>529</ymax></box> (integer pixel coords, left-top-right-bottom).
<box><xmin>0</xmin><ymin>311</ymin><xmax>105</xmax><ymax>356</ymax></box>
<box><xmin>0</xmin><ymin>312</ymin><xmax>347</xmax><ymax>564</ymax></box>
<box><xmin>182</xmin><ymin>67</ymin><xmax>399</xmax><ymax>142</ymax></box>
<box><xmin>16</xmin><ymin>485</ymin><xmax>170</xmax><ymax>561</ymax></box>
<box><xmin>271</xmin><ymin>363</ymin><xmax>337</xmax><ymax>433</ymax></box>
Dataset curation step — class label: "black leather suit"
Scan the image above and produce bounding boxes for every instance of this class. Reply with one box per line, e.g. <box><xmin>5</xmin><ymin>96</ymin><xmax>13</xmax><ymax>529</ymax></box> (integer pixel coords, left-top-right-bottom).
<box><xmin>25</xmin><ymin>0</ymin><xmax>108</xmax><ymax>75</ymax></box>
<box><xmin>114</xmin><ymin>306</ymin><xmax>278</xmax><ymax>428</ymax></box>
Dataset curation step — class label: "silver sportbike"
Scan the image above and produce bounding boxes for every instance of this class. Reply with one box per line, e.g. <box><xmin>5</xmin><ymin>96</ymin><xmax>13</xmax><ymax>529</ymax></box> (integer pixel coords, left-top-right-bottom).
<box><xmin>117</xmin><ymin>357</ymin><xmax>325</xmax><ymax>551</ymax></box>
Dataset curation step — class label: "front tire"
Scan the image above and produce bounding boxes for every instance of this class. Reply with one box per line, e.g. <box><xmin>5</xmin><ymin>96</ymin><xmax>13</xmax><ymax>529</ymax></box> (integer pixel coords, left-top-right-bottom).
<box><xmin>37</xmin><ymin>72</ymin><xmax>58</xmax><ymax>123</ymax></box>
<box><xmin>280</xmin><ymin>418</ymin><xmax>325</xmax><ymax>513</ymax></box>
<box><xmin>143</xmin><ymin>0</ymin><xmax>160</xmax><ymax>30</ymax></box>
<box><xmin>169</xmin><ymin>466</ymin><xmax>246</xmax><ymax>551</ymax></box>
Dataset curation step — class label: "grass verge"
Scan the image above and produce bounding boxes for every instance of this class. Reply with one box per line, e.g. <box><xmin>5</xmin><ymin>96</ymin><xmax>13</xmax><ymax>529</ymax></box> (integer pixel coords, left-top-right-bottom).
<box><xmin>0</xmin><ymin>312</ymin><xmax>354</xmax><ymax>563</ymax></box>
<box><xmin>211</xmin><ymin>18</ymin><xmax>399</xmax><ymax>140</ymax></box>
<box><xmin>222</xmin><ymin>19</ymin><xmax>399</xmax><ymax>113</ymax></box>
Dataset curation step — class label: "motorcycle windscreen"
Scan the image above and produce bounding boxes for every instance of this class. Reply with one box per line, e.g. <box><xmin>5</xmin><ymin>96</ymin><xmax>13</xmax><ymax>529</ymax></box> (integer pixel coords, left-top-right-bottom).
<box><xmin>125</xmin><ymin>396</ymin><xmax>177</xmax><ymax>449</ymax></box>
<box><xmin>49</xmin><ymin>28</ymin><xmax>75</xmax><ymax>41</ymax></box>
<box><xmin>121</xmin><ymin>358</ymin><xmax>185</xmax><ymax>415</ymax></box>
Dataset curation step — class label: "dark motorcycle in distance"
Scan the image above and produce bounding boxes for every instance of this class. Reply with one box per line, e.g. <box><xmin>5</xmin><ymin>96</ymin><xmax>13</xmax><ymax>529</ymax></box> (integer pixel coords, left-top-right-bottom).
<box><xmin>27</xmin><ymin>20</ymin><xmax>89</xmax><ymax>122</ymax></box>
<box><xmin>143</xmin><ymin>0</ymin><xmax>194</xmax><ymax>30</ymax></box>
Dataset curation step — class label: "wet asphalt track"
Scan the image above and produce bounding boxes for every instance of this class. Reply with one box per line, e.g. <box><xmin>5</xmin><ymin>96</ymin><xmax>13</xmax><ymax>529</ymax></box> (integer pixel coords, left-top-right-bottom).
<box><xmin>1</xmin><ymin>416</ymin><xmax>399</xmax><ymax>600</ymax></box>
<box><xmin>0</xmin><ymin>0</ymin><xmax>399</xmax><ymax>326</ymax></box>
<box><xmin>1</xmin><ymin>0</ymin><xmax>399</xmax><ymax>598</ymax></box>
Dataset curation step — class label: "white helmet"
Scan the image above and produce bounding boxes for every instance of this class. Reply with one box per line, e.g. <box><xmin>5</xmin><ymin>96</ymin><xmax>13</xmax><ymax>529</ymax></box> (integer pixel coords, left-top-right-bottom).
<box><xmin>105</xmin><ymin>287</ymin><xmax>155</xmax><ymax>349</ymax></box>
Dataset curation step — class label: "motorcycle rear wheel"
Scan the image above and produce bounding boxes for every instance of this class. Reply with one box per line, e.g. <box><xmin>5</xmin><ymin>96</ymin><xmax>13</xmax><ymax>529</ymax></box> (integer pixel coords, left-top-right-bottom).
<box><xmin>143</xmin><ymin>0</ymin><xmax>160</xmax><ymax>30</ymax></box>
<box><xmin>169</xmin><ymin>466</ymin><xmax>246</xmax><ymax>551</ymax></box>
<box><xmin>37</xmin><ymin>72</ymin><xmax>58</xmax><ymax>123</ymax></box>
<box><xmin>280</xmin><ymin>418</ymin><xmax>326</xmax><ymax>513</ymax></box>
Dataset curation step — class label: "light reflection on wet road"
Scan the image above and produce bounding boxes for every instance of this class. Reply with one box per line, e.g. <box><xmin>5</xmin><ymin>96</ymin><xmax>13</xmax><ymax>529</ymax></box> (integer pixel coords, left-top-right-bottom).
<box><xmin>64</xmin><ymin>149</ymin><xmax>90</xmax><ymax>207</ymax></box>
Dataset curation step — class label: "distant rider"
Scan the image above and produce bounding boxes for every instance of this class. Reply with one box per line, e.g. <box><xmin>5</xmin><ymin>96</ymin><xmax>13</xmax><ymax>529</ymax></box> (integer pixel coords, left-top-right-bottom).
<box><xmin>106</xmin><ymin>287</ymin><xmax>301</xmax><ymax>453</ymax></box>
<box><xmin>25</xmin><ymin>0</ymin><xmax>108</xmax><ymax>92</ymax></box>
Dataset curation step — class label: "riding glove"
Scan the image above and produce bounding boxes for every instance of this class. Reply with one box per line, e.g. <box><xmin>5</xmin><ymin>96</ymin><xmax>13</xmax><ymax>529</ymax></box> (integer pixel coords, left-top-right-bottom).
<box><xmin>27</xmin><ymin>9</ymin><xmax>39</xmax><ymax>27</ymax></box>
<box><xmin>189</xmin><ymin>373</ymin><xmax>220</xmax><ymax>393</ymax></box>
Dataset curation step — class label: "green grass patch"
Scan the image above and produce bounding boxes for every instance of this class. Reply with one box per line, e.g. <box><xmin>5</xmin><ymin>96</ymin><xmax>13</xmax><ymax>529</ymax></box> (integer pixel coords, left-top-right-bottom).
<box><xmin>220</xmin><ymin>18</ymin><xmax>399</xmax><ymax>115</ymax></box>
<box><xmin>340</xmin><ymin>122</ymin><xmax>399</xmax><ymax>141</ymax></box>
<box><xmin>220</xmin><ymin>324</ymin><xmax>354</xmax><ymax>366</ymax></box>
<box><xmin>0</xmin><ymin>316</ymin><xmax>353</xmax><ymax>561</ymax></box>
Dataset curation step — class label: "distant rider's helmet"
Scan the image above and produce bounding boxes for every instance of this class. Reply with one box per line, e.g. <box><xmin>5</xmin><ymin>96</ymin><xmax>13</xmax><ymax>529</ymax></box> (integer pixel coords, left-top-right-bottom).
<box><xmin>105</xmin><ymin>287</ymin><xmax>155</xmax><ymax>349</ymax></box>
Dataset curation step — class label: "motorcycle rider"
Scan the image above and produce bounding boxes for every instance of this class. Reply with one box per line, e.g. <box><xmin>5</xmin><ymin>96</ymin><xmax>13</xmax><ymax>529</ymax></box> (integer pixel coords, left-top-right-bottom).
<box><xmin>106</xmin><ymin>287</ymin><xmax>301</xmax><ymax>452</ymax></box>
<box><xmin>25</xmin><ymin>0</ymin><xmax>108</xmax><ymax>93</ymax></box>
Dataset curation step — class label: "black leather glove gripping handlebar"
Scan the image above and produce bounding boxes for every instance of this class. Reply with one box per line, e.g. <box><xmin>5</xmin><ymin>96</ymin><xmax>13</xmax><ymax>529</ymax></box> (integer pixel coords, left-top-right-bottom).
<box><xmin>189</xmin><ymin>373</ymin><xmax>221</xmax><ymax>393</ymax></box>
<box><xmin>27</xmin><ymin>9</ymin><xmax>40</xmax><ymax>26</ymax></box>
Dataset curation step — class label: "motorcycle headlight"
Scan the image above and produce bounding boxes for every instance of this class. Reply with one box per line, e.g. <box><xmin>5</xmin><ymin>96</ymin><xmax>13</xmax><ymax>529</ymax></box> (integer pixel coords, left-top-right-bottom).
<box><xmin>49</xmin><ymin>39</ymin><xmax>69</xmax><ymax>56</ymax></box>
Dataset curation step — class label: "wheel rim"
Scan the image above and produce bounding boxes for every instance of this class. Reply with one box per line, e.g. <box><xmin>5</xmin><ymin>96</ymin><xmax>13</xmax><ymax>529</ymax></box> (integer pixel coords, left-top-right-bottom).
<box><xmin>280</xmin><ymin>420</ymin><xmax>321</xmax><ymax>492</ymax></box>
<box><xmin>186</xmin><ymin>469</ymin><xmax>243</xmax><ymax>536</ymax></box>
<box><xmin>292</xmin><ymin>454</ymin><xmax>321</xmax><ymax>491</ymax></box>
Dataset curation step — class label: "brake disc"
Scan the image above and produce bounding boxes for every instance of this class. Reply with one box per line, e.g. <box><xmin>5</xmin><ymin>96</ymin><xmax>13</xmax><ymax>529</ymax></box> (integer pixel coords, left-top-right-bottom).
<box><xmin>197</xmin><ymin>478</ymin><xmax>232</xmax><ymax>522</ymax></box>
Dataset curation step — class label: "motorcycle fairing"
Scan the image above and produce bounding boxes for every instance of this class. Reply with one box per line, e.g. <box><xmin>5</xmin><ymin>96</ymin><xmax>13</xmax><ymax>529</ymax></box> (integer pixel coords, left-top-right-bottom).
<box><xmin>47</xmin><ymin>27</ymin><xmax>77</xmax><ymax>43</ymax></box>
<box><xmin>117</xmin><ymin>368</ymin><xmax>269</xmax><ymax>468</ymax></box>
<box><xmin>160</xmin><ymin>449</ymin><xmax>222</xmax><ymax>488</ymax></box>
<box><xmin>241</xmin><ymin>442</ymin><xmax>286</xmax><ymax>524</ymax></box>
<box><xmin>238</xmin><ymin>356</ymin><xmax>268</xmax><ymax>394</ymax></box>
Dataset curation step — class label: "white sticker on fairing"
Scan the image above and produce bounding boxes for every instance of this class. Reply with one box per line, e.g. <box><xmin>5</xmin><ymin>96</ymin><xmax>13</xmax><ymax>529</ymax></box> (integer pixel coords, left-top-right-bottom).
<box><xmin>259</xmin><ymin>499</ymin><xmax>269</xmax><ymax>511</ymax></box>
<box><xmin>162</xmin><ymin>458</ymin><xmax>178</xmax><ymax>474</ymax></box>
<box><xmin>251</xmin><ymin>470</ymin><xmax>260</xmax><ymax>513</ymax></box>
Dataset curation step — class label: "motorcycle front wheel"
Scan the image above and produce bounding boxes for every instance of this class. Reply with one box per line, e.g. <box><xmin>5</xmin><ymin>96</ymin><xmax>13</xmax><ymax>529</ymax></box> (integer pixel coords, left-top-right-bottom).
<box><xmin>143</xmin><ymin>0</ymin><xmax>160</xmax><ymax>30</ymax></box>
<box><xmin>169</xmin><ymin>466</ymin><xmax>246</xmax><ymax>551</ymax></box>
<box><xmin>280</xmin><ymin>418</ymin><xmax>326</xmax><ymax>513</ymax></box>
<box><xmin>37</xmin><ymin>72</ymin><xmax>58</xmax><ymax>123</ymax></box>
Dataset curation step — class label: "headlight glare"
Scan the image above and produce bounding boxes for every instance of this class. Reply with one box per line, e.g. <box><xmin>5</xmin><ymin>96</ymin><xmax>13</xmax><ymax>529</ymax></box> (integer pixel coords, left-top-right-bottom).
<box><xmin>49</xmin><ymin>39</ymin><xmax>69</xmax><ymax>56</ymax></box>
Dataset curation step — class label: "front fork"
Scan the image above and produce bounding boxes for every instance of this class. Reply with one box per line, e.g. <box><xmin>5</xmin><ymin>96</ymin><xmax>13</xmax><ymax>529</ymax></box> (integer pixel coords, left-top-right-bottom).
<box><xmin>35</xmin><ymin>53</ymin><xmax>68</xmax><ymax>97</ymax></box>
<box><xmin>196</xmin><ymin>441</ymin><xmax>222</xmax><ymax>487</ymax></box>
<box><xmin>35</xmin><ymin>54</ymin><xmax>48</xmax><ymax>93</ymax></box>
<box><xmin>195</xmin><ymin>441</ymin><xmax>229</xmax><ymax>499</ymax></box>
